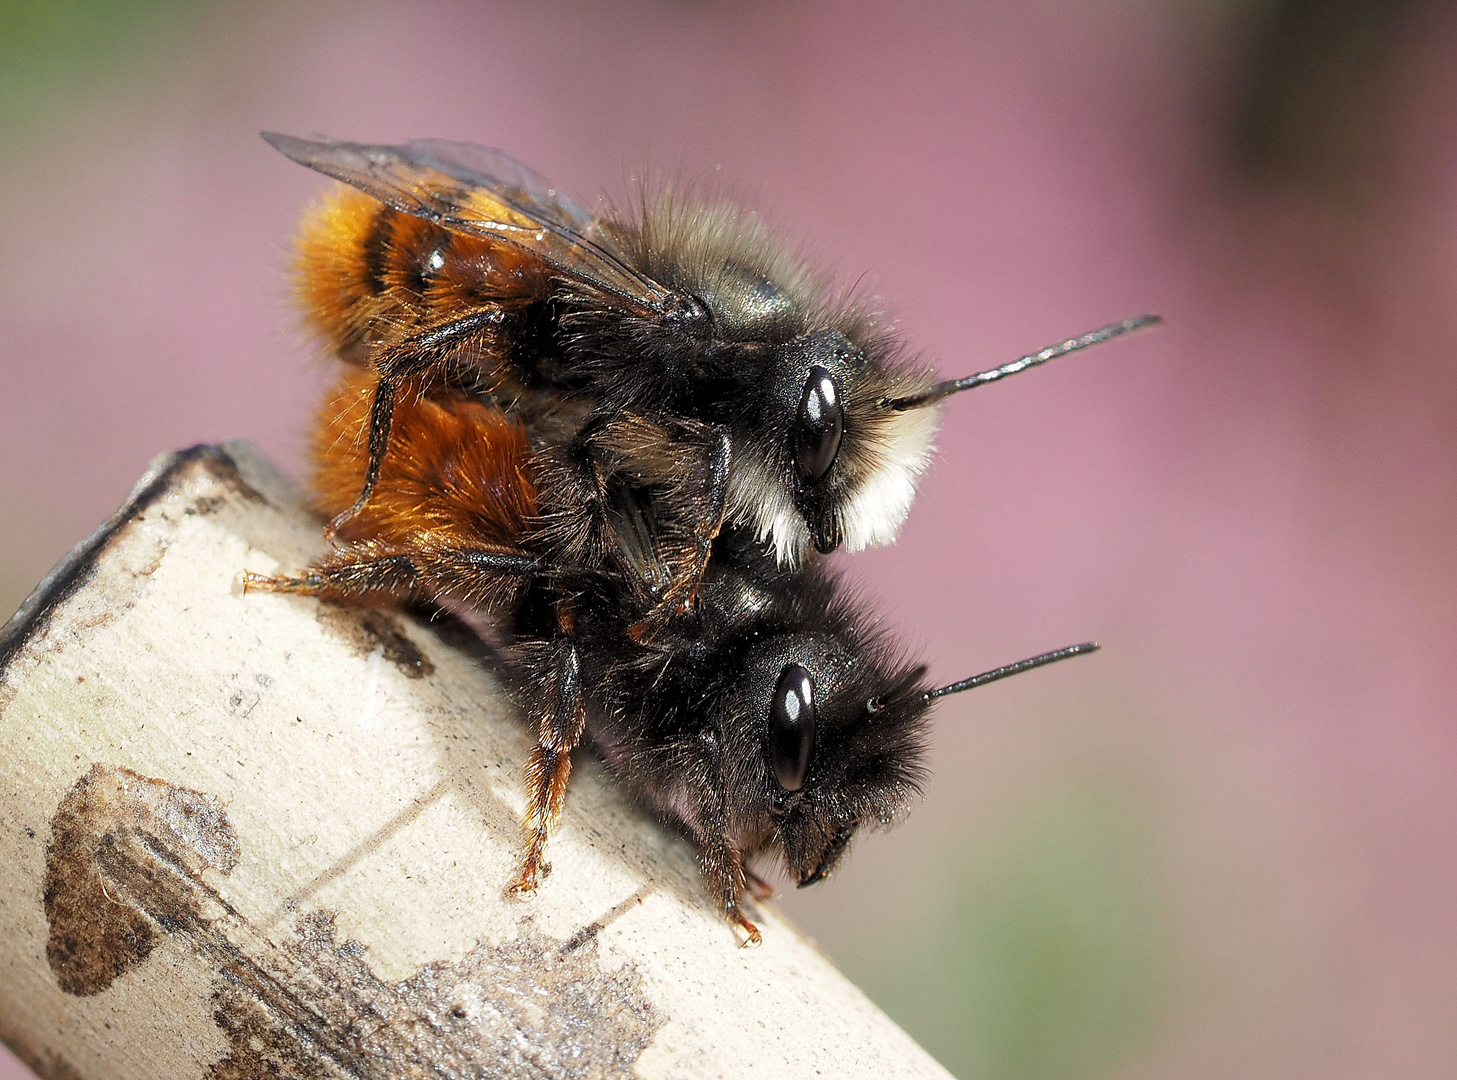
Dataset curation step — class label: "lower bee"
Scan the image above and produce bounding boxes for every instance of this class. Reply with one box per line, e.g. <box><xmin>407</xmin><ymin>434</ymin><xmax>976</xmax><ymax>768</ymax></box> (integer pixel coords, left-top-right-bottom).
<box><xmin>246</xmin><ymin>371</ymin><xmax>1097</xmax><ymax>943</ymax></box>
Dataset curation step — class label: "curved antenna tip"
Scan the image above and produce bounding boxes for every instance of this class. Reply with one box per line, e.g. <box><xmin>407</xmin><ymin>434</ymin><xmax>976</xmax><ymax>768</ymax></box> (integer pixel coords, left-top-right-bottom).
<box><xmin>882</xmin><ymin>314</ymin><xmax>1162</xmax><ymax>412</ymax></box>
<box><xmin>922</xmin><ymin>641</ymin><xmax>1100</xmax><ymax>703</ymax></box>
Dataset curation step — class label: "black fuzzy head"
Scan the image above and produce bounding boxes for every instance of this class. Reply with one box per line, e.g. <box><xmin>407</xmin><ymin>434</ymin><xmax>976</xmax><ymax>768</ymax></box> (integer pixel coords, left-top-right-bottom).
<box><xmin>575</xmin><ymin>186</ymin><xmax>941</xmax><ymax>566</ymax></box>
<box><xmin>717</xmin><ymin>625</ymin><xmax>930</xmax><ymax>885</ymax></box>
<box><xmin>580</xmin><ymin>553</ymin><xmax>931</xmax><ymax>890</ymax></box>
<box><xmin>675</xmin><ymin>561</ymin><xmax>933</xmax><ymax>886</ymax></box>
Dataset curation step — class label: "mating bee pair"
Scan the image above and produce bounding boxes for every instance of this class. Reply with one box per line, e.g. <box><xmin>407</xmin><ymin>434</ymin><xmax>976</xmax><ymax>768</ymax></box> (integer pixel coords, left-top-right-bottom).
<box><xmin>246</xmin><ymin>134</ymin><xmax>1155</xmax><ymax>943</ymax></box>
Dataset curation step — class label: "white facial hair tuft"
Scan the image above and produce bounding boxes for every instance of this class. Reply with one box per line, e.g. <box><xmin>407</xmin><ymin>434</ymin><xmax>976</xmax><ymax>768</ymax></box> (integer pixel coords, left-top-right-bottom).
<box><xmin>840</xmin><ymin>405</ymin><xmax>940</xmax><ymax>553</ymax></box>
<box><xmin>724</xmin><ymin>404</ymin><xmax>940</xmax><ymax>563</ymax></box>
<box><xmin>726</xmin><ymin>450</ymin><xmax>811</xmax><ymax>567</ymax></box>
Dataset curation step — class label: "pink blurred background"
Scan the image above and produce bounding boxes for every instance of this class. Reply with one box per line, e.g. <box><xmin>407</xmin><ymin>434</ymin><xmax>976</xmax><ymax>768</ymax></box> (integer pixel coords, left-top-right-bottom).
<box><xmin>3</xmin><ymin>1</ymin><xmax>1457</xmax><ymax>1076</ymax></box>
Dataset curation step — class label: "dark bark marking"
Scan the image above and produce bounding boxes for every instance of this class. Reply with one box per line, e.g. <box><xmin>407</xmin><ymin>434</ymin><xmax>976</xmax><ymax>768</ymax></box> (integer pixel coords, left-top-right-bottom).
<box><xmin>42</xmin><ymin>764</ymin><xmax>664</xmax><ymax>1078</ymax></box>
<box><xmin>314</xmin><ymin>604</ymin><xmax>436</xmax><ymax>679</ymax></box>
<box><xmin>43</xmin><ymin>763</ymin><xmax>240</xmax><ymax>996</ymax></box>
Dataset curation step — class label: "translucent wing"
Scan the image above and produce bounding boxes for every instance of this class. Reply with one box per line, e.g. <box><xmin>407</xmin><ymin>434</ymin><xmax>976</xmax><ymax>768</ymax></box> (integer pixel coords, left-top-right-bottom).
<box><xmin>402</xmin><ymin>138</ymin><xmax>597</xmax><ymax>237</ymax></box>
<box><xmin>263</xmin><ymin>132</ymin><xmax>672</xmax><ymax>317</ymax></box>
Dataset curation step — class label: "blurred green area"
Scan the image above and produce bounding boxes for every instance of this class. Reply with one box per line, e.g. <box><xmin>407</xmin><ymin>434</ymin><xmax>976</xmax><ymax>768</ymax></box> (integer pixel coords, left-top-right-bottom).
<box><xmin>0</xmin><ymin>0</ymin><xmax>218</xmax><ymax>618</ymax></box>
<box><xmin>839</xmin><ymin>786</ymin><xmax>1165</xmax><ymax>1080</ymax></box>
<box><xmin>0</xmin><ymin>0</ymin><xmax>1426</xmax><ymax>192</ymax></box>
<box><xmin>0</xmin><ymin>0</ymin><xmax>212</xmax><ymax>145</ymax></box>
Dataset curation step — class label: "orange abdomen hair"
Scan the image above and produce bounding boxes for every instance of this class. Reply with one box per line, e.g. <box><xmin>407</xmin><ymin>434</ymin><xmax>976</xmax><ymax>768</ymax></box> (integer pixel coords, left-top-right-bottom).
<box><xmin>292</xmin><ymin>185</ymin><xmax>546</xmax><ymax>360</ymax></box>
<box><xmin>313</xmin><ymin>369</ymin><xmax>539</xmax><ymax>552</ymax></box>
<box><xmin>293</xmin><ymin>186</ymin><xmax>387</xmax><ymax>356</ymax></box>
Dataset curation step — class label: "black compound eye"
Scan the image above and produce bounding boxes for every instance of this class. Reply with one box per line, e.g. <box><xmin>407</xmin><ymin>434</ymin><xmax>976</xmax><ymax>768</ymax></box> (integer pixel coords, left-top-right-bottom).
<box><xmin>769</xmin><ymin>664</ymin><xmax>817</xmax><ymax>792</ymax></box>
<box><xmin>793</xmin><ymin>366</ymin><xmax>844</xmax><ymax>483</ymax></box>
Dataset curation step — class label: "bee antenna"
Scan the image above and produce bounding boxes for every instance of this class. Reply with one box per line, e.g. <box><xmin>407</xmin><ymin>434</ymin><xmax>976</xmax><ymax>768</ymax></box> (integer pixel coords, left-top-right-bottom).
<box><xmin>919</xmin><ymin>641</ymin><xmax>1100</xmax><ymax>703</ymax></box>
<box><xmin>879</xmin><ymin>315</ymin><xmax>1161</xmax><ymax>412</ymax></box>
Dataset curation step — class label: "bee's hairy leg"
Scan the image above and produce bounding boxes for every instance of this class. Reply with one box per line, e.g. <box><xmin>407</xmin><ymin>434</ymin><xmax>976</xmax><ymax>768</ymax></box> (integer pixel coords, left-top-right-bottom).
<box><xmin>693</xmin><ymin>799</ymin><xmax>762</xmax><ymax>947</ymax></box>
<box><xmin>728</xmin><ymin>905</ymin><xmax>763</xmax><ymax>948</ymax></box>
<box><xmin>684</xmin><ymin>426</ymin><xmax>732</xmax><ymax>602</ymax></box>
<box><xmin>332</xmin><ymin>307</ymin><xmax>512</xmax><ymax>541</ymax></box>
<box><xmin>645</xmin><ymin>424</ymin><xmax>732</xmax><ymax>625</ymax></box>
<box><xmin>568</xmin><ymin>415</ymin><xmax>733</xmax><ymax>625</ymax></box>
<box><xmin>722</xmin><ymin>851</ymin><xmax>762</xmax><ymax>948</ymax></box>
<box><xmin>508</xmin><ymin>635</ymin><xmax>586</xmax><ymax>899</ymax></box>
<box><xmin>242</xmin><ymin>570</ymin><xmax>327</xmax><ymax>595</ymax></box>
<box><xmin>326</xmin><ymin>373</ymin><xmax>398</xmax><ymax>541</ymax></box>
<box><xmin>243</xmin><ymin>544</ymin><xmax>540</xmax><ymax>604</ymax></box>
<box><xmin>521</xmin><ymin>439</ymin><xmax>619</xmax><ymax>585</ymax></box>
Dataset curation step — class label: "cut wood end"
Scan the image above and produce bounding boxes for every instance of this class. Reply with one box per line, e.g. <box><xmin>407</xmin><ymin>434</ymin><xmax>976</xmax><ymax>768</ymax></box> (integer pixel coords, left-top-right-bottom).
<box><xmin>0</xmin><ymin>442</ymin><xmax>951</xmax><ymax>1080</ymax></box>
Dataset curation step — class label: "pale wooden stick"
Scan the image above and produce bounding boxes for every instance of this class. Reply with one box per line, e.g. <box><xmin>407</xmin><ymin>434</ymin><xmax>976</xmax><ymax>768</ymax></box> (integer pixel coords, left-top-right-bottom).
<box><xmin>0</xmin><ymin>443</ymin><xmax>951</xmax><ymax>1080</ymax></box>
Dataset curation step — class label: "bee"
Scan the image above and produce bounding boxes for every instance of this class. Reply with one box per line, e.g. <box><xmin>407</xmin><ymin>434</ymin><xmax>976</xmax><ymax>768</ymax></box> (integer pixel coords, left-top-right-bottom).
<box><xmin>263</xmin><ymin>132</ymin><xmax>1158</xmax><ymax>623</ymax></box>
<box><xmin>245</xmin><ymin>371</ymin><xmax>1098</xmax><ymax>943</ymax></box>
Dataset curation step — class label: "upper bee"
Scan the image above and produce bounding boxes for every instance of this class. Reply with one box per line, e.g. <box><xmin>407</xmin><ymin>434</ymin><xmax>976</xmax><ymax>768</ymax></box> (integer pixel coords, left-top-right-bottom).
<box><xmin>267</xmin><ymin>132</ymin><xmax>940</xmax><ymax>566</ymax></box>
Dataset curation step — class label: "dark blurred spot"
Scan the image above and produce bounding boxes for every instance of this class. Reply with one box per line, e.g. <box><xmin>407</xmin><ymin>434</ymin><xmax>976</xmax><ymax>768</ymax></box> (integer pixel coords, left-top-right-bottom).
<box><xmin>1225</xmin><ymin>0</ymin><xmax>1423</xmax><ymax>201</ymax></box>
<box><xmin>44</xmin><ymin>763</ymin><xmax>240</xmax><ymax>996</ymax></box>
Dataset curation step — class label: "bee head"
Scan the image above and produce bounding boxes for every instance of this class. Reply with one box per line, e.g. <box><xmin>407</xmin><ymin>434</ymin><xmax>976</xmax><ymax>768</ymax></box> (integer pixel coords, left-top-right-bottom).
<box><xmin>621</xmin><ymin>188</ymin><xmax>941</xmax><ymax>568</ymax></box>
<box><xmin>713</xmin><ymin>626</ymin><xmax>931</xmax><ymax>888</ymax></box>
<box><xmin>699</xmin><ymin>575</ymin><xmax>1100</xmax><ymax>888</ymax></box>
<box><xmin>743</xmin><ymin>328</ymin><xmax>941</xmax><ymax>563</ymax></box>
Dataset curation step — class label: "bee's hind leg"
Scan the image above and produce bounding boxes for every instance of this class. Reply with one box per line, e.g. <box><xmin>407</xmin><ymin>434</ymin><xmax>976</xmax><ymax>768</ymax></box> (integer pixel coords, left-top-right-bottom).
<box><xmin>242</xmin><ymin>546</ymin><xmax>540</xmax><ymax>603</ymax></box>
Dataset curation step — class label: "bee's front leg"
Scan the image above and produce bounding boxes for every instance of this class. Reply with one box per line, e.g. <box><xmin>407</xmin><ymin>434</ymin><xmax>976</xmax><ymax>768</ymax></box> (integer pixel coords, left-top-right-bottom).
<box><xmin>658</xmin><ymin>425</ymin><xmax>732</xmax><ymax>617</ymax></box>
<box><xmin>692</xmin><ymin>804</ymin><xmax>762</xmax><ymax>947</ymax></box>
<box><xmin>620</xmin><ymin>422</ymin><xmax>734</xmax><ymax>641</ymax></box>
<box><xmin>709</xmin><ymin>846</ymin><xmax>761</xmax><ymax>948</ymax></box>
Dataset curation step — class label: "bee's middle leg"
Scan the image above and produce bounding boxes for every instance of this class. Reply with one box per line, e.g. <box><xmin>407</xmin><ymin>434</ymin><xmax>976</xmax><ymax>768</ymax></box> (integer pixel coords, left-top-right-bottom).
<box><xmin>508</xmin><ymin>635</ymin><xmax>586</xmax><ymax>898</ymax></box>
